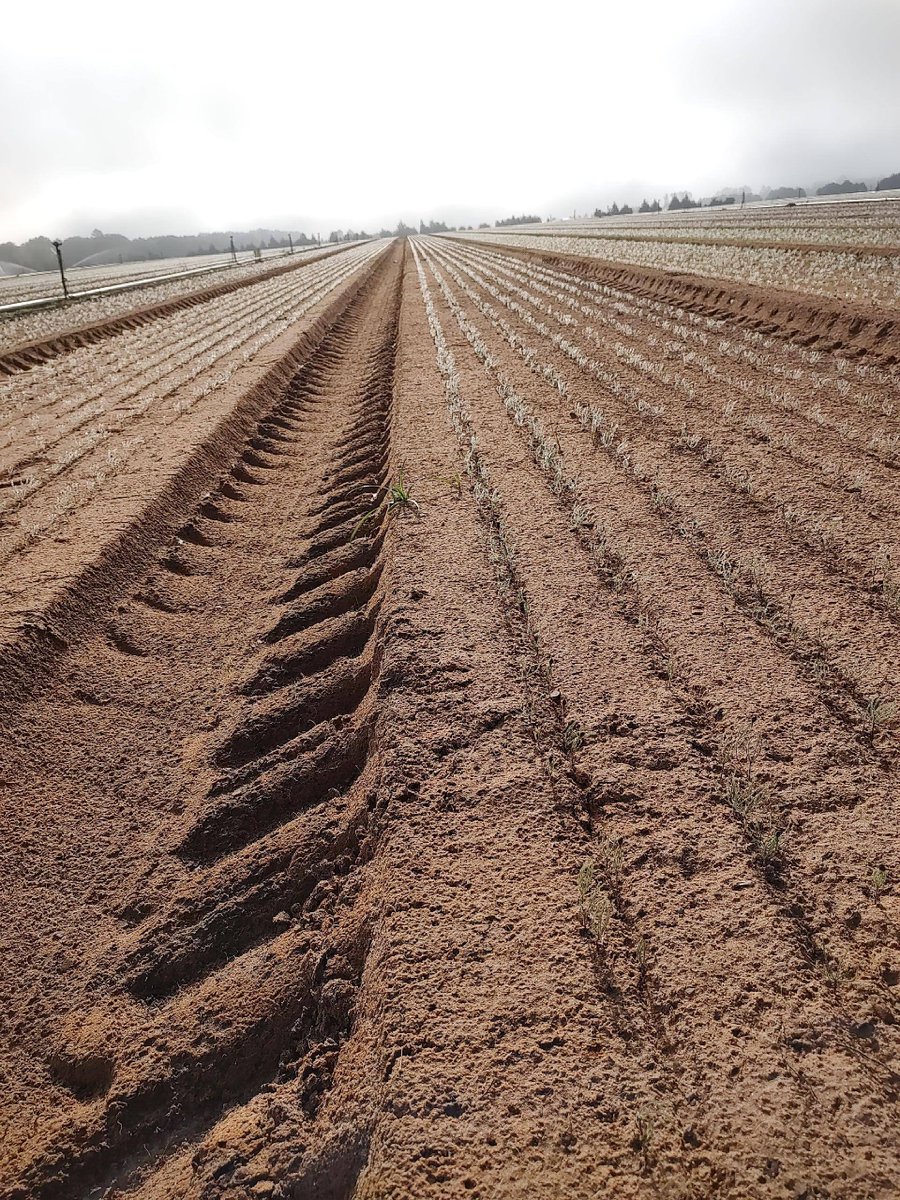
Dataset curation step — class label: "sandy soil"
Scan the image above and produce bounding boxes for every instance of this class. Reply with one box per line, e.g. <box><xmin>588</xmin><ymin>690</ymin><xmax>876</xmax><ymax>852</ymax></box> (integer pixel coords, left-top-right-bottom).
<box><xmin>0</xmin><ymin>238</ymin><xmax>898</xmax><ymax>1199</ymax></box>
<box><xmin>0</xmin><ymin>245</ymin><xmax>356</xmax><ymax>373</ymax></box>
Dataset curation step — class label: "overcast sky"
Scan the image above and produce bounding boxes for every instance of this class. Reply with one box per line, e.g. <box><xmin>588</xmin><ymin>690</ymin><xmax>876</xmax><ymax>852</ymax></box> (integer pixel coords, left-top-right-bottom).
<box><xmin>2</xmin><ymin>0</ymin><xmax>898</xmax><ymax>241</ymax></box>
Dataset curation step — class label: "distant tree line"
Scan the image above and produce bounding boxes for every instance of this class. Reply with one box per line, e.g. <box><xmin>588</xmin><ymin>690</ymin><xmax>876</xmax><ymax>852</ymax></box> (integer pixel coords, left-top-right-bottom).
<box><xmin>0</xmin><ymin>227</ymin><xmax>323</xmax><ymax>272</ymax></box>
<box><xmin>814</xmin><ymin>173</ymin><xmax>900</xmax><ymax>195</ymax></box>
<box><xmin>594</xmin><ymin>195</ymin><xmax>707</xmax><ymax>215</ymax></box>
<box><xmin>589</xmin><ymin>171</ymin><xmax>900</xmax><ymax>214</ymax></box>
<box><xmin>766</xmin><ymin>187</ymin><xmax>806</xmax><ymax>200</ymax></box>
<box><xmin>495</xmin><ymin>215</ymin><xmax>542</xmax><ymax>227</ymax></box>
<box><xmin>594</xmin><ymin>202</ymin><xmax>634</xmax><ymax>216</ymax></box>
<box><xmin>816</xmin><ymin>180</ymin><xmax>867</xmax><ymax>196</ymax></box>
<box><xmin>327</xmin><ymin>229</ymin><xmax>371</xmax><ymax>242</ymax></box>
<box><xmin>668</xmin><ymin>194</ymin><xmax>703</xmax><ymax>210</ymax></box>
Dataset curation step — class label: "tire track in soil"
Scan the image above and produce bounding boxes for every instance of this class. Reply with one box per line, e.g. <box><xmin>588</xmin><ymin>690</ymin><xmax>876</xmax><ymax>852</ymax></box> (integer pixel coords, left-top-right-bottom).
<box><xmin>414</xmin><ymin>240</ymin><xmax>900</xmax><ymax>1198</ymax></box>
<box><xmin>0</xmin><ymin>245</ymin><xmax>402</xmax><ymax>1199</ymax></box>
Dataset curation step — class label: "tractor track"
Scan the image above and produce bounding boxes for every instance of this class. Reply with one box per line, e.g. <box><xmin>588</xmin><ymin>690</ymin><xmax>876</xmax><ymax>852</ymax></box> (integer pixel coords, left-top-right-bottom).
<box><xmin>0</xmin><ymin>244</ymin><xmax>401</xmax><ymax>1199</ymax></box>
<box><xmin>0</xmin><ymin>241</ymin><xmax>388</xmax><ymax>723</ymax></box>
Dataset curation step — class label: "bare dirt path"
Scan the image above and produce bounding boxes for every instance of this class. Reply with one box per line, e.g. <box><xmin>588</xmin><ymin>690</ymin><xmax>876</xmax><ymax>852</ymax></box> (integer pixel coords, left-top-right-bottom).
<box><xmin>1</xmin><ymin>239</ymin><xmax>898</xmax><ymax>1199</ymax></box>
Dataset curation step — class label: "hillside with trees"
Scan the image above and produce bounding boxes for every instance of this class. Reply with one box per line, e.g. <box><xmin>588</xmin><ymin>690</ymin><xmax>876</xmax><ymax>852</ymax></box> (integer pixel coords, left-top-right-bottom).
<box><xmin>816</xmin><ymin>180</ymin><xmax>868</xmax><ymax>195</ymax></box>
<box><xmin>0</xmin><ymin>228</ymin><xmax>322</xmax><ymax>273</ymax></box>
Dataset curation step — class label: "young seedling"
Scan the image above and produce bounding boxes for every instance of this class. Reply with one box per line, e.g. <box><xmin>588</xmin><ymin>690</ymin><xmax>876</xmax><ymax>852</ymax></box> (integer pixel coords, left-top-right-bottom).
<box><xmin>650</xmin><ymin>482</ymin><xmax>674</xmax><ymax>512</ymax></box>
<box><xmin>722</xmin><ymin>774</ymin><xmax>767</xmax><ymax>820</ymax></box>
<box><xmin>562</xmin><ymin>719</ymin><xmax>586</xmax><ymax>753</ymax></box>
<box><xmin>351</xmin><ymin>469</ymin><xmax>421</xmax><ymax>539</ymax></box>
<box><xmin>386</xmin><ymin>469</ymin><xmax>421</xmax><ymax>516</ymax></box>
<box><xmin>746</xmin><ymin>555</ymin><xmax>773</xmax><ymax>602</ymax></box>
<box><xmin>754</xmin><ymin>827</ymin><xmax>786</xmax><ymax>874</ymax></box>
<box><xmin>634</xmin><ymin>1109</ymin><xmax>655</xmax><ymax>1172</ymax></box>
<box><xmin>707</xmin><ymin>546</ymin><xmax>739</xmax><ymax>588</ymax></box>
<box><xmin>598</xmin><ymin>836</ymin><xmax>626</xmax><ymax>898</ymax></box>
<box><xmin>578</xmin><ymin>860</ymin><xmax>612</xmax><ymax>941</ymax></box>
<box><xmin>569</xmin><ymin>502</ymin><xmax>591</xmax><ymax>531</ymax></box>
<box><xmin>869</xmin><ymin>866</ymin><xmax>888</xmax><ymax>898</ymax></box>
<box><xmin>864</xmin><ymin>696</ymin><xmax>897</xmax><ymax>742</ymax></box>
<box><xmin>817</xmin><ymin>953</ymin><xmax>844</xmax><ymax>991</ymax></box>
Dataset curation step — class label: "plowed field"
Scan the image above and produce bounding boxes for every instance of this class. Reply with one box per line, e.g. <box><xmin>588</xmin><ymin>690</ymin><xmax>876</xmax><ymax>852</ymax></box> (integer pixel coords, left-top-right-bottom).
<box><xmin>1</xmin><ymin>233</ymin><xmax>898</xmax><ymax>1199</ymax></box>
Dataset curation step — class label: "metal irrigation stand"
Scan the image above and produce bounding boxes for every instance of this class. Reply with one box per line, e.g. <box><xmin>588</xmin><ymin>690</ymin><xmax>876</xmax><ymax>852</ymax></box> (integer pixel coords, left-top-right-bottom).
<box><xmin>288</xmin><ymin>233</ymin><xmax>294</xmax><ymax>254</ymax></box>
<box><xmin>51</xmin><ymin>239</ymin><xmax>69</xmax><ymax>300</ymax></box>
<box><xmin>229</xmin><ymin>236</ymin><xmax>237</xmax><ymax>264</ymax></box>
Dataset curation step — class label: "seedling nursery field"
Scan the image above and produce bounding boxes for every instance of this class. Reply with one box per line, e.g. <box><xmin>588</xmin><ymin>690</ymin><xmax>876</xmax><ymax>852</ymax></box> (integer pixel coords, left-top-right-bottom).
<box><xmin>1</xmin><ymin>198</ymin><xmax>899</xmax><ymax>1199</ymax></box>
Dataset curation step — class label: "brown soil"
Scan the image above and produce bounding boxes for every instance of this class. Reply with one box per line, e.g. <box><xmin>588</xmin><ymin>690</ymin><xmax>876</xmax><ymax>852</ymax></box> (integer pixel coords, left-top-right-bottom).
<box><xmin>0</xmin><ymin>245</ymin><xmax>352</xmax><ymax>376</ymax></box>
<box><xmin>1</xmin><ymin>238</ymin><xmax>898</xmax><ymax>1199</ymax></box>
<box><xmin>484</xmin><ymin>229</ymin><xmax>900</xmax><ymax>258</ymax></box>
<box><xmin>466</xmin><ymin>239</ymin><xmax>900</xmax><ymax>365</ymax></box>
<box><xmin>0</xmin><ymin>243</ymin><xmax>386</xmax><ymax>716</ymax></box>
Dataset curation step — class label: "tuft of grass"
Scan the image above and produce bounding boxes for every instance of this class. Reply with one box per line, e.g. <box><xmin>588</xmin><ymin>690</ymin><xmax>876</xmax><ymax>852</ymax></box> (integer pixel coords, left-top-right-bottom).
<box><xmin>722</xmin><ymin>774</ymin><xmax>767</xmax><ymax>820</ymax></box>
<box><xmin>707</xmin><ymin>546</ymin><xmax>739</xmax><ymax>587</ymax></box>
<box><xmin>569</xmin><ymin>502</ymin><xmax>591</xmax><ymax>531</ymax></box>
<box><xmin>650</xmin><ymin>482</ymin><xmax>674</xmax><ymax>512</ymax></box>
<box><xmin>817</xmin><ymin>953</ymin><xmax>844</xmax><ymax>991</ymax></box>
<box><xmin>754</xmin><ymin>827</ymin><xmax>786</xmax><ymax>869</ymax></box>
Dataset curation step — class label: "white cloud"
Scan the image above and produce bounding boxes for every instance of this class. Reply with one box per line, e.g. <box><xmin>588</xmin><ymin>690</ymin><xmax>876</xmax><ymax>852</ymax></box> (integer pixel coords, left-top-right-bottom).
<box><xmin>2</xmin><ymin>0</ymin><xmax>898</xmax><ymax>240</ymax></box>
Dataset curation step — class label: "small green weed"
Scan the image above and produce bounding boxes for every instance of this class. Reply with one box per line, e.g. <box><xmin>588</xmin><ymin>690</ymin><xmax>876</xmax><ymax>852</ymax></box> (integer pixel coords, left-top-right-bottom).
<box><xmin>352</xmin><ymin>469</ymin><xmax>421</xmax><ymax>539</ymax></box>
